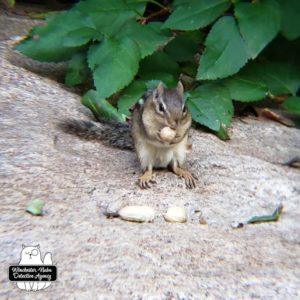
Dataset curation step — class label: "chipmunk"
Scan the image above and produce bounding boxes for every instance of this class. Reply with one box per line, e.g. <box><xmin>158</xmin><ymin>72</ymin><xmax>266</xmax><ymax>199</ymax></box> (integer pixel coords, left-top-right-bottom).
<box><xmin>59</xmin><ymin>81</ymin><xmax>197</xmax><ymax>189</ymax></box>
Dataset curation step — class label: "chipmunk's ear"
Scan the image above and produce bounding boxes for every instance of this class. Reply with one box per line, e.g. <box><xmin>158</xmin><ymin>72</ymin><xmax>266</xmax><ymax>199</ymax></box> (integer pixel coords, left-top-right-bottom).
<box><xmin>154</xmin><ymin>81</ymin><xmax>164</xmax><ymax>99</ymax></box>
<box><xmin>177</xmin><ymin>81</ymin><xmax>184</xmax><ymax>96</ymax></box>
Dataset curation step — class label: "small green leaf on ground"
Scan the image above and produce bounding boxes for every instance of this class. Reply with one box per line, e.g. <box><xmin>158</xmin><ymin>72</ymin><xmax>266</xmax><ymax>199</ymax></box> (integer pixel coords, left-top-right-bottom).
<box><xmin>26</xmin><ymin>199</ymin><xmax>44</xmax><ymax>216</ymax></box>
<box><xmin>247</xmin><ymin>204</ymin><xmax>283</xmax><ymax>224</ymax></box>
<box><xmin>82</xmin><ymin>90</ymin><xmax>125</xmax><ymax>122</ymax></box>
<box><xmin>197</xmin><ymin>16</ymin><xmax>250</xmax><ymax>80</ymax></box>
<box><xmin>235</xmin><ymin>0</ymin><xmax>280</xmax><ymax>58</ymax></box>
<box><xmin>163</xmin><ymin>0</ymin><xmax>231</xmax><ymax>30</ymax></box>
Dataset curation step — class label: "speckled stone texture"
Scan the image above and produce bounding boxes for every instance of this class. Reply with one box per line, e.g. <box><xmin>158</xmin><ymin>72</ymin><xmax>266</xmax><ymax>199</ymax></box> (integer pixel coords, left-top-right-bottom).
<box><xmin>0</xmin><ymin>11</ymin><xmax>300</xmax><ymax>299</ymax></box>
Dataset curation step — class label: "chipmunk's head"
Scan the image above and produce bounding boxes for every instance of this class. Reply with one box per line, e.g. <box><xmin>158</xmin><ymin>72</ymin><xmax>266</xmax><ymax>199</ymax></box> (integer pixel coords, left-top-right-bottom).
<box><xmin>142</xmin><ymin>81</ymin><xmax>192</xmax><ymax>145</ymax></box>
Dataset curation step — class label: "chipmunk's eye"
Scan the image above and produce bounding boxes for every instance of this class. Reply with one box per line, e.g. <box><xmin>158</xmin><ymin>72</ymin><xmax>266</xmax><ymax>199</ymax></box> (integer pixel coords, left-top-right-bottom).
<box><xmin>182</xmin><ymin>105</ymin><xmax>187</xmax><ymax>113</ymax></box>
<box><xmin>159</xmin><ymin>102</ymin><xmax>165</xmax><ymax>113</ymax></box>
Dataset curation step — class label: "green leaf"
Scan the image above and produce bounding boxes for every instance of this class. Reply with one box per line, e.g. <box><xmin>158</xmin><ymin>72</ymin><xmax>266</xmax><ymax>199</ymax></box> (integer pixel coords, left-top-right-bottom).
<box><xmin>262</xmin><ymin>35</ymin><xmax>300</xmax><ymax>67</ymax></box>
<box><xmin>15</xmin><ymin>11</ymin><xmax>89</xmax><ymax>62</ymax></box>
<box><xmin>145</xmin><ymin>80</ymin><xmax>162</xmax><ymax>90</ymax></box>
<box><xmin>181</xmin><ymin>62</ymin><xmax>198</xmax><ymax>77</ymax></box>
<box><xmin>7</xmin><ymin>0</ymin><xmax>15</xmax><ymax>8</ymax></box>
<box><xmin>87</xmin><ymin>13</ymin><xmax>137</xmax><ymax>37</ymax></box>
<box><xmin>278</xmin><ymin>0</ymin><xmax>300</xmax><ymax>40</ymax></box>
<box><xmin>235</xmin><ymin>0</ymin><xmax>280</xmax><ymax>59</ymax></box>
<box><xmin>28</xmin><ymin>11</ymin><xmax>58</xmax><ymax>19</ymax></box>
<box><xmin>139</xmin><ymin>51</ymin><xmax>180</xmax><ymax>87</ymax></box>
<box><xmin>172</xmin><ymin>0</ymin><xmax>189</xmax><ymax>8</ymax></box>
<box><xmin>140</xmin><ymin>72</ymin><xmax>178</xmax><ymax>88</ymax></box>
<box><xmin>186</xmin><ymin>83</ymin><xmax>233</xmax><ymax>136</ymax></box>
<box><xmin>82</xmin><ymin>90</ymin><xmax>125</xmax><ymax>122</ymax></box>
<box><xmin>221</xmin><ymin>75</ymin><xmax>268</xmax><ymax>102</ymax></box>
<box><xmin>118</xmin><ymin>80</ymin><xmax>147</xmax><ymax>116</ymax></box>
<box><xmin>247</xmin><ymin>204</ymin><xmax>283</xmax><ymax>224</ymax></box>
<box><xmin>26</xmin><ymin>199</ymin><xmax>44</xmax><ymax>216</ymax></box>
<box><xmin>115</xmin><ymin>21</ymin><xmax>172</xmax><ymax>59</ymax></box>
<box><xmin>229</xmin><ymin>62</ymin><xmax>300</xmax><ymax>97</ymax></box>
<box><xmin>163</xmin><ymin>0</ymin><xmax>231</xmax><ymax>30</ymax></box>
<box><xmin>282</xmin><ymin>96</ymin><xmax>300</xmax><ymax>115</ymax></box>
<box><xmin>197</xmin><ymin>16</ymin><xmax>250</xmax><ymax>80</ymax></box>
<box><xmin>75</xmin><ymin>0</ymin><xmax>146</xmax><ymax>37</ymax></box>
<box><xmin>216</xmin><ymin>123</ymin><xmax>230</xmax><ymax>140</ymax></box>
<box><xmin>64</xmin><ymin>27</ymin><xmax>101</xmax><ymax>47</ymax></box>
<box><xmin>16</xmin><ymin>0</ymin><xmax>146</xmax><ymax>62</ymax></box>
<box><xmin>75</xmin><ymin>0</ymin><xmax>146</xmax><ymax>16</ymax></box>
<box><xmin>139</xmin><ymin>51</ymin><xmax>180</xmax><ymax>75</ymax></box>
<box><xmin>88</xmin><ymin>37</ymin><xmax>141</xmax><ymax>99</ymax></box>
<box><xmin>164</xmin><ymin>31</ymin><xmax>204</xmax><ymax>62</ymax></box>
<box><xmin>65</xmin><ymin>52</ymin><xmax>89</xmax><ymax>86</ymax></box>
<box><xmin>261</xmin><ymin>63</ymin><xmax>300</xmax><ymax>96</ymax></box>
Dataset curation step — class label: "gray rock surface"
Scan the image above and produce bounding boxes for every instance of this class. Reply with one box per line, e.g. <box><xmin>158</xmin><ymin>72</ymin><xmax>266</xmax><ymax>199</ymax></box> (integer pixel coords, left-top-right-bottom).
<box><xmin>0</xmin><ymin>11</ymin><xmax>300</xmax><ymax>299</ymax></box>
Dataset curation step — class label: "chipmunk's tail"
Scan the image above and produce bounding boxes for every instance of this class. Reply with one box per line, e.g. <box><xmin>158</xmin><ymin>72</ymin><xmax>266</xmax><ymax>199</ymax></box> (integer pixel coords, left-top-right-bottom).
<box><xmin>58</xmin><ymin>119</ymin><xmax>134</xmax><ymax>150</ymax></box>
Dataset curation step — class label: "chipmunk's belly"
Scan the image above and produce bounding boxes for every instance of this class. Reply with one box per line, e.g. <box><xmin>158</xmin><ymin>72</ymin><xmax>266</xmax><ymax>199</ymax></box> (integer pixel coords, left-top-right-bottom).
<box><xmin>136</xmin><ymin>136</ymin><xmax>188</xmax><ymax>170</ymax></box>
<box><xmin>152</xmin><ymin>148</ymin><xmax>174</xmax><ymax>168</ymax></box>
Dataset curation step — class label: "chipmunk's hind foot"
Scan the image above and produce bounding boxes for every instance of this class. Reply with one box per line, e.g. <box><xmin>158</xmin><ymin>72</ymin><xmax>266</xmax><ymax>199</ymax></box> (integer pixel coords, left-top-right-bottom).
<box><xmin>172</xmin><ymin>166</ymin><xmax>197</xmax><ymax>189</ymax></box>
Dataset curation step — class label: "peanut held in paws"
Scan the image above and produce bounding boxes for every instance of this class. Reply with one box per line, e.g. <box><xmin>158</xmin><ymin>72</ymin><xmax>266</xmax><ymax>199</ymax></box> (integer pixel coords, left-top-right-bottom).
<box><xmin>159</xmin><ymin>126</ymin><xmax>176</xmax><ymax>142</ymax></box>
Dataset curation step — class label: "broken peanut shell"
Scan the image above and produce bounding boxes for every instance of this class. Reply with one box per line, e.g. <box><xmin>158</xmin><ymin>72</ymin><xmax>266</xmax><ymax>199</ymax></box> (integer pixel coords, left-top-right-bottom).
<box><xmin>164</xmin><ymin>206</ymin><xmax>187</xmax><ymax>223</ymax></box>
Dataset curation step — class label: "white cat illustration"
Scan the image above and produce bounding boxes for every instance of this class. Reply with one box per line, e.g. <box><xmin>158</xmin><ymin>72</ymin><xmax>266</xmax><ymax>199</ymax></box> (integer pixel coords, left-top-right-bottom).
<box><xmin>17</xmin><ymin>245</ymin><xmax>53</xmax><ymax>291</ymax></box>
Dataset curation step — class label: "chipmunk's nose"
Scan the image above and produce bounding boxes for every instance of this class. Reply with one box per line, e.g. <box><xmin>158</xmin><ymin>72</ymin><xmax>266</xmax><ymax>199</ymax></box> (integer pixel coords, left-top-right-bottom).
<box><xmin>168</xmin><ymin>118</ymin><xmax>179</xmax><ymax>130</ymax></box>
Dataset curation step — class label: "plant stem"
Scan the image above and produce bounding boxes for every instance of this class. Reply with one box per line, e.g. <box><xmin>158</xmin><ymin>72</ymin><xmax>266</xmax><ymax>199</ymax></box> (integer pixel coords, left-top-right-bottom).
<box><xmin>139</xmin><ymin>7</ymin><xmax>171</xmax><ymax>24</ymax></box>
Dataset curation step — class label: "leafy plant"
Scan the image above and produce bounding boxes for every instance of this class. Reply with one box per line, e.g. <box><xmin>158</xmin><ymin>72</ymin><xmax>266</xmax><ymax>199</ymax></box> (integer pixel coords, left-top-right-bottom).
<box><xmin>3</xmin><ymin>0</ymin><xmax>15</xmax><ymax>8</ymax></box>
<box><xmin>15</xmin><ymin>0</ymin><xmax>300</xmax><ymax>139</ymax></box>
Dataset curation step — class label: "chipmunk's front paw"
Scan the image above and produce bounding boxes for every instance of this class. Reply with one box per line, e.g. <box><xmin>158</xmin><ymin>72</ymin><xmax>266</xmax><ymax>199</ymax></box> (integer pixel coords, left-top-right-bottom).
<box><xmin>173</xmin><ymin>167</ymin><xmax>197</xmax><ymax>189</ymax></box>
<box><xmin>138</xmin><ymin>170</ymin><xmax>155</xmax><ymax>189</ymax></box>
<box><xmin>182</xmin><ymin>171</ymin><xmax>197</xmax><ymax>189</ymax></box>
